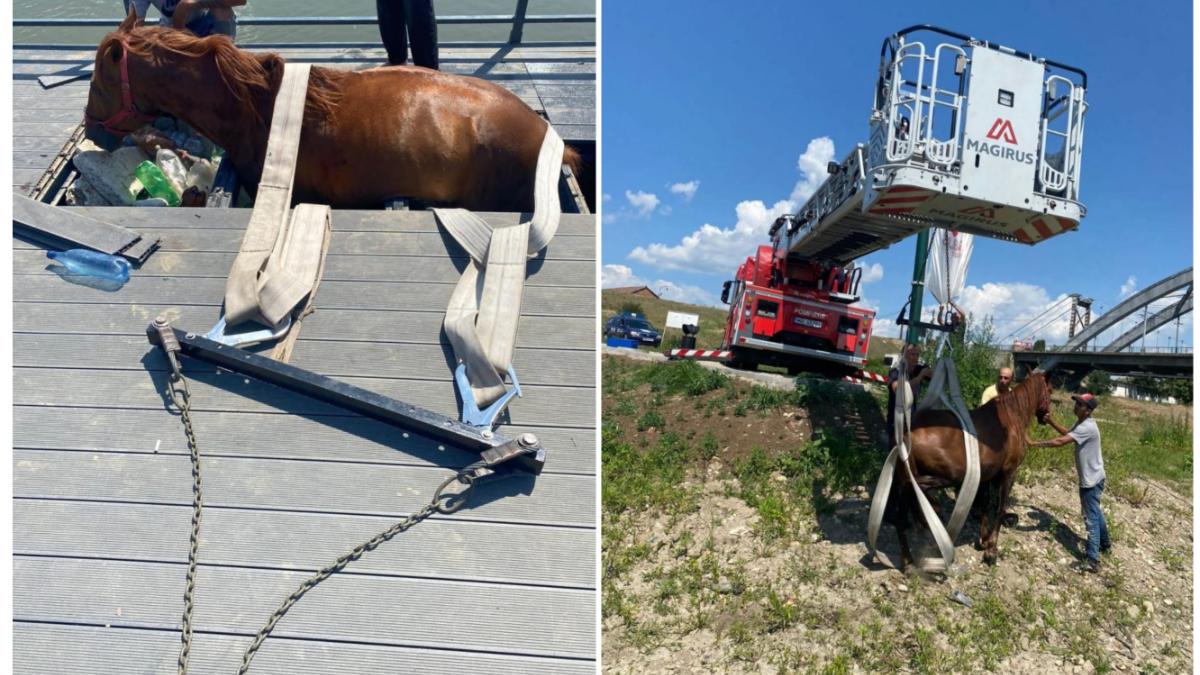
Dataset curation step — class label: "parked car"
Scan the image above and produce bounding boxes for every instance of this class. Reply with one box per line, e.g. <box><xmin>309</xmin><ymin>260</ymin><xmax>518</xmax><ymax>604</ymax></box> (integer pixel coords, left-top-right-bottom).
<box><xmin>605</xmin><ymin>312</ymin><xmax>662</xmax><ymax>346</ymax></box>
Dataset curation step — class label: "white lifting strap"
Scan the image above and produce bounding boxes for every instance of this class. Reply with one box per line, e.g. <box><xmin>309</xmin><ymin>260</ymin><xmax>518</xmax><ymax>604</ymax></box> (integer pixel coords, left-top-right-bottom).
<box><xmin>223</xmin><ymin>63</ymin><xmax>331</xmax><ymax>330</ymax></box>
<box><xmin>866</xmin><ymin>340</ymin><xmax>980</xmax><ymax>572</ymax></box>
<box><xmin>433</xmin><ymin>124</ymin><xmax>564</xmax><ymax>410</ymax></box>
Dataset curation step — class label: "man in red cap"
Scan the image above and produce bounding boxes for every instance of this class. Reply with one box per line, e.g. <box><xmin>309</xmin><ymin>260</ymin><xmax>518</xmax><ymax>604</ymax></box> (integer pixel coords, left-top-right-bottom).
<box><xmin>1028</xmin><ymin>392</ymin><xmax>1109</xmax><ymax>572</ymax></box>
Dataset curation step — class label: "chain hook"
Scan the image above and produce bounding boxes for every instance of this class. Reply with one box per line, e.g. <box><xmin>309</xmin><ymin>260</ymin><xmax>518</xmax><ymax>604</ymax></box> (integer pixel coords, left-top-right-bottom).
<box><xmin>433</xmin><ymin>471</ymin><xmax>477</xmax><ymax>514</ymax></box>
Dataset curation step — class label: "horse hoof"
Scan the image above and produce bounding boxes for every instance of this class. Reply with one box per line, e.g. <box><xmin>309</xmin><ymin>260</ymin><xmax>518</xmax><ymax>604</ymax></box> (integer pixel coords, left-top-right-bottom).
<box><xmin>983</xmin><ymin>553</ymin><xmax>997</xmax><ymax>566</ymax></box>
<box><xmin>1002</xmin><ymin>514</ymin><xmax>1019</xmax><ymax>528</ymax></box>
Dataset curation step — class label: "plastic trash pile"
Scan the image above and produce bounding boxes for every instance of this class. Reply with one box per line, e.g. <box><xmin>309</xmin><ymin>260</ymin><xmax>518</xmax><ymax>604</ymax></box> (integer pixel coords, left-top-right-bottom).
<box><xmin>68</xmin><ymin>117</ymin><xmax>222</xmax><ymax>207</ymax></box>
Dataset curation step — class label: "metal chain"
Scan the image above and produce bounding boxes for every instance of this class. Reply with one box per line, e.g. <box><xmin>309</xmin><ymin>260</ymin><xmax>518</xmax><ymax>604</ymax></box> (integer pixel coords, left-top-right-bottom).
<box><xmin>164</xmin><ymin>369</ymin><xmax>482</xmax><ymax>675</ymax></box>
<box><xmin>167</xmin><ymin>373</ymin><xmax>202</xmax><ymax>675</ymax></box>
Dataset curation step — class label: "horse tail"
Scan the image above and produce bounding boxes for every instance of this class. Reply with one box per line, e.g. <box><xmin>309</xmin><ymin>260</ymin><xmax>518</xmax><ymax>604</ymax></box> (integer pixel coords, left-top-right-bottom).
<box><xmin>562</xmin><ymin>143</ymin><xmax>595</xmax><ymax>211</ymax></box>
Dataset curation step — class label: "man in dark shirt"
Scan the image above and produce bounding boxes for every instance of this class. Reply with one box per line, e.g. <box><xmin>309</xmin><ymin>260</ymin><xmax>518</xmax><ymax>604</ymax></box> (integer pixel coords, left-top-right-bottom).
<box><xmin>886</xmin><ymin>343</ymin><xmax>932</xmax><ymax>449</ymax></box>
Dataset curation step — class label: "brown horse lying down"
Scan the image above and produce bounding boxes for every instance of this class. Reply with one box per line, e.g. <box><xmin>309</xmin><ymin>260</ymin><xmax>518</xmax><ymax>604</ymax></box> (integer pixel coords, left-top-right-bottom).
<box><xmin>83</xmin><ymin>15</ymin><xmax>581</xmax><ymax>211</ymax></box>
<box><xmin>886</xmin><ymin>372</ymin><xmax>1051</xmax><ymax>570</ymax></box>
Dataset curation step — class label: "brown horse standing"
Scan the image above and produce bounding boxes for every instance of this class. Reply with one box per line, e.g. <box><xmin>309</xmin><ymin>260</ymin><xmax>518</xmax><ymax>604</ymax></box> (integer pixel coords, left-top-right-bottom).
<box><xmin>888</xmin><ymin>371</ymin><xmax>1052</xmax><ymax>569</ymax></box>
<box><xmin>83</xmin><ymin>15</ymin><xmax>582</xmax><ymax>211</ymax></box>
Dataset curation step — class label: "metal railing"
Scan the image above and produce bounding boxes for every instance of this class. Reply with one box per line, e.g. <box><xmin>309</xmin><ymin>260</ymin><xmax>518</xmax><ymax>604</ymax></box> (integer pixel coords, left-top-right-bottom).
<box><xmin>14</xmin><ymin>2</ymin><xmax>594</xmax><ymax>49</ymax></box>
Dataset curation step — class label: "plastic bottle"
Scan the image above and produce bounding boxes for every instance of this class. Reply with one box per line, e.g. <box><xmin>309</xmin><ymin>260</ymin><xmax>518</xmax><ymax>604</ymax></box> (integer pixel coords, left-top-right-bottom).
<box><xmin>185</xmin><ymin>158</ymin><xmax>217</xmax><ymax>193</ymax></box>
<box><xmin>46</xmin><ymin>249</ymin><xmax>131</xmax><ymax>284</ymax></box>
<box><xmin>155</xmin><ymin>148</ymin><xmax>188</xmax><ymax>196</ymax></box>
<box><xmin>135</xmin><ymin>160</ymin><xmax>181</xmax><ymax>207</ymax></box>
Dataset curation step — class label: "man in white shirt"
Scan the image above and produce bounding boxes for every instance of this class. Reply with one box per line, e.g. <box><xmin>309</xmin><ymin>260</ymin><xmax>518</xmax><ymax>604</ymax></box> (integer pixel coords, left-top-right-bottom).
<box><xmin>1028</xmin><ymin>392</ymin><xmax>1109</xmax><ymax>573</ymax></box>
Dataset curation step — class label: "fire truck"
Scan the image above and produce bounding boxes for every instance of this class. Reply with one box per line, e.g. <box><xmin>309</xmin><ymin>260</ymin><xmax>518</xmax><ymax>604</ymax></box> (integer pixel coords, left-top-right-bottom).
<box><xmin>714</xmin><ymin>25</ymin><xmax>1087</xmax><ymax>375</ymax></box>
<box><xmin>720</xmin><ymin>219</ymin><xmax>875</xmax><ymax>375</ymax></box>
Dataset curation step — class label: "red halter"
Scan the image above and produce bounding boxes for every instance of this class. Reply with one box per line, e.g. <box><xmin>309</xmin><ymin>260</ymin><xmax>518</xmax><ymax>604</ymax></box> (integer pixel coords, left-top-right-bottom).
<box><xmin>84</xmin><ymin>38</ymin><xmax>155</xmax><ymax>136</ymax></box>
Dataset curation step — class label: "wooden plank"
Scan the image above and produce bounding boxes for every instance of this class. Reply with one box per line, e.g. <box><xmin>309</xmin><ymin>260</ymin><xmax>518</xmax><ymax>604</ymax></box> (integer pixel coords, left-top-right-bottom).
<box><xmin>15</xmin><ymin>227</ymin><xmax>596</xmax><ymax>260</ymax></box>
<box><xmin>14</xmin><ymin>301</ymin><xmax>597</xmax><ymax>350</ymax></box>
<box><xmin>13</xmin><ymin>193</ymin><xmax>157</xmax><ymax>261</ymax></box>
<box><xmin>59</xmin><ymin>207</ymin><xmax>596</xmax><ymax>235</ymax></box>
<box><xmin>14</xmin><ymin>557</ymin><xmax>595</xmax><ymax>659</ymax></box>
<box><xmin>15</xmin><ymin>623</ymin><xmax>594</xmax><ymax>675</ymax></box>
<box><xmin>12</xmin><ymin>406</ymin><xmax>595</xmax><ymax>474</ymax></box>
<box><xmin>12</xmin><ymin>333</ymin><xmax>593</xmax><ymax>389</ymax></box>
<box><xmin>13</xmin><ymin>448</ymin><xmax>595</xmax><ymax>527</ymax></box>
<box><xmin>15</xmin><ymin>248</ymin><xmax>596</xmax><ymax>286</ymax></box>
<box><xmin>13</xmin><ymin>275</ymin><xmax>594</xmax><ymax>317</ymax></box>
<box><xmin>13</xmin><ymin>151</ymin><xmax>60</xmax><ymax>170</ymax></box>
<box><xmin>13</xmin><ymin>135</ymin><xmax>80</xmax><ymax>154</ymax></box>
<box><xmin>545</xmin><ymin>106</ymin><xmax>595</xmax><ymax>125</ymax></box>
<box><xmin>15</xmin><ymin>366</ymin><xmax>594</xmax><ymax>429</ymax></box>
<box><xmin>14</xmin><ymin>121</ymin><xmax>80</xmax><ymax>138</ymax></box>
<box><xmin>14</xmin><ymin>106</ymin><xmax>89</xmax><ymax>123</ymax></box>
<box><xmin>15</xmin><ymin>500</ymin><xmax>594</xmax><ymax>588</ymax></box>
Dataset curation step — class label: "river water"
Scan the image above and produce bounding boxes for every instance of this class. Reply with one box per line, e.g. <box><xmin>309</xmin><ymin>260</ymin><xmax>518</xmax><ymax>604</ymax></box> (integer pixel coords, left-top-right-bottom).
<box><xmin>14</xmin><ymin>0</ymin><xmax>594</xmax><ymax>46</ymax></box>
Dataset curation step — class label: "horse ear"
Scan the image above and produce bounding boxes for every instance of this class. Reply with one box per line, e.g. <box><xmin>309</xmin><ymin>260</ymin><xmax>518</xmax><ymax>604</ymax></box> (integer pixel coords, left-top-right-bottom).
<box><xmin>256</xmin><ymin>53</ymin><xmax>287</xmax><ymax>91</ymax></box>
<box><xmin>118</xmin><ymin>5</ymin><xmax>138</xmax><ymax>33</ymax></box>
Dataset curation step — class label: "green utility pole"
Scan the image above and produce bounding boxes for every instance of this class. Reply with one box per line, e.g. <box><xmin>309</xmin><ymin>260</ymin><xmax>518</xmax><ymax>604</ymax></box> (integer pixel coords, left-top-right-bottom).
<box><xmin>905</xmin><ymin>228</ymin><xmax>931</xmax><ymax>346</ymax></box>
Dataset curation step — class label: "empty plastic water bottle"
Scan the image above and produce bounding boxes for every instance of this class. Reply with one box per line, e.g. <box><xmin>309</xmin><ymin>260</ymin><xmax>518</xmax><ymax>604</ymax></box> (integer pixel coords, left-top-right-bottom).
<box><xmin>47</xmin><ymin>249</ymin><xmax>131</xmax><ymax>284</ymax></box>
<box><xmin>135</xmin><ymin>160</ymin><xmax>181</xmax><ymax>206</ymax></box>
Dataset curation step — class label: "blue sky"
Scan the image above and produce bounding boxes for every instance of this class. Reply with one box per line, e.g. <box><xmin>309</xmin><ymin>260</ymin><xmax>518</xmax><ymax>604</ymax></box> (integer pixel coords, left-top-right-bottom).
<box><xmin>601</xmin><ymin>1</ymin><xmax>1193</xmax><ymax>348</ymax></box>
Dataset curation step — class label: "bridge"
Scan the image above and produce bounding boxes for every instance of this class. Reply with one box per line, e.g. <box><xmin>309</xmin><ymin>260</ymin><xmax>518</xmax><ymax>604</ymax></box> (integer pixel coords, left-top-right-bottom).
<box><xmin>1013</xmin><ymin>267</ymin><xmax>1193</xmax><ymax>385</ymax></box>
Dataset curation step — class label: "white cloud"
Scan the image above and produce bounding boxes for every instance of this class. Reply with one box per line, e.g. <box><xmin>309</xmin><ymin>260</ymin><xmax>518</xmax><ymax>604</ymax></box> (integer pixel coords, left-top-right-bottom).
<box><xmin>602</xmin><ymin>193</ymin><xmax>612</xmax><ymax>202</ymax></box>
<box><xmin>859</xmin><ymin>262</ymin><xmax>884</xmax><ymax>285</ymax></box>
<box><xmin>669</xmin><ymin>180</ymin><xmax>700</xmax><ymax>202</ymax></box>
<box><xmin>628</xmin><ymin>198</ymin><xmax>795</xmax><ymax>272</ymax></box>
<box><xmin>1119</xmin><ymin>275</ymin><xmax>1137</xmax><ymax>299</ymax></box>
<box><xmin>624</xmin><ymin>190</ymin><xmax>660</xmax><ymax>218</ymax></box>
<box><xmin>957</xmin><ymin>282</ymin><xmax>1073</xmax><ymax>342</ymax></box>
<box><xmin>789</xmin><ymin>137</ymin><xmax>836</xmax><ymax>203</ymax></box>
<box><xmin>624</xmin><ymin>137</ymin><xmax>837</xmax><ymax>273</ymax></box>
<box><xmin>601</xmin><ymin>264</ymin><xmax>641</xmax><ymax>288</ymax></box>
<box><xmin>600</xmin><ymin>264</ymin><xmax>721</xmax><ymax>307</ymax></box>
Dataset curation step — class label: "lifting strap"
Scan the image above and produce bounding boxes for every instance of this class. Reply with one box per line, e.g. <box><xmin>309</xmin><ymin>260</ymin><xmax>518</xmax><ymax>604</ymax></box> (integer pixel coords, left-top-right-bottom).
<box><xmin>866</xmin><ymin>337</ymin><xmax>980</xmax><ymax>572</ymax></box>
<box><xmin>223</xmin><ymin>63</ymin><xmax>330</xmax><ymax>334</ymax></box>
<box><xmin>432</xmin><ymin>124</ymin><xmax>564</xmax><ymax>413</ymax></box>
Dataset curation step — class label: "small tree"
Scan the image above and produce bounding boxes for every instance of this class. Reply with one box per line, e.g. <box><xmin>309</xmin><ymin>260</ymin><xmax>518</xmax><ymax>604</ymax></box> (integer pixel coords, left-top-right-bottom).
<box><xmin>918</xmin><ymin>316</ymin><xmax>1000</xmax><ymax>406</ymax></box>
<box><xmin>1086</xmin><ymin>369</ymin><xmax>1114</xmax><ymax>396</ymax></box>
<box><xmin>1033</xmin><ymin>338</ymin><xmax>1047</xmax><ymax>351</ymax></box>
<box><xmin>618</xmin><ymin>300</ymin><xmax>644</xmax><ymax>316</ymax></box>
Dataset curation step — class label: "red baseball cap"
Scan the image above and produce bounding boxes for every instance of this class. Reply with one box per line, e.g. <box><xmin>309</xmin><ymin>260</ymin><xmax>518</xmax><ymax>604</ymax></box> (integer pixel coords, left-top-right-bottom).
<box><xmin>1071</xmin><ymin>393</ymin><xmax>1099</xmax><ymax>410</ymax></box>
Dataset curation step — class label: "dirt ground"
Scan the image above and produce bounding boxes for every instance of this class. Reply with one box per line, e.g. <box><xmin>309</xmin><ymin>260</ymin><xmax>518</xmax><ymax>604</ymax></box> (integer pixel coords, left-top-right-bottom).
<box><xmin>603</xmin><ymin>357</ymin><xmax>1193</xmax><ymax>674</ymax></box>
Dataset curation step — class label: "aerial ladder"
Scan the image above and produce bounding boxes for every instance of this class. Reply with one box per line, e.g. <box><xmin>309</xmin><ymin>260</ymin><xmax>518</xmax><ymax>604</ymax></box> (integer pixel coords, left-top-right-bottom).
<box><xmin>717</xmin><ymin>25</ymin><xmax>1088</xmax><ymax>374</ymax></box>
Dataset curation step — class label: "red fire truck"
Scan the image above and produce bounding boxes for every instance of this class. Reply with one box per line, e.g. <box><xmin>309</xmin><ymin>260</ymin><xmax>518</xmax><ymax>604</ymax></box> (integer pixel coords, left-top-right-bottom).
<box><xmin>719</xmin><ymin>214</ymin><xmax>875</xmax><ymax>375</ymax></box>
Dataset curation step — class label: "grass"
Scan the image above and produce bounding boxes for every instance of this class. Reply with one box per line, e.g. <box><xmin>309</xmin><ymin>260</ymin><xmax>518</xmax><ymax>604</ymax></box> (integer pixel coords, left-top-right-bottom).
<box><xmin>603</xmin><ymin>356</ymin><xmax>1192</xmax><ymax>673</ymax></box>
<box><xmin>1024</xmin><ymin>396</ymin><xmax>1193</xmax><ymax>498</ymax></box>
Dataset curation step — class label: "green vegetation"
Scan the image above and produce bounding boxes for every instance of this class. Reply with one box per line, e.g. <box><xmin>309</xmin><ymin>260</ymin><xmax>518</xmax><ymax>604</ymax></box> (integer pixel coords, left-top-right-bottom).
<box><xmin>603</xmin><ymin>351</ymin><xmax>1192</xmax><ymax>673</ymax></box>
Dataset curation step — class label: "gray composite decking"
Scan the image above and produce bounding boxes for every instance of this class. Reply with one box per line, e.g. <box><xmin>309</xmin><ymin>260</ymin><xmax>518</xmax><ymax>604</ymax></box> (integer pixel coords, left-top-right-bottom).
<box><xmin>13</xmin><ymin>208</ymin><xmax>596</xmax><ymax>674</ymax></box>
<box><xmin>13</xmin><ymin>43</ymin><xmax>595</xmax><ymax>193</ymax></box>
<box><xmin>13</xmin><ymin>40</ymin><xmax>596</xmax><ymax>672</ymax></box>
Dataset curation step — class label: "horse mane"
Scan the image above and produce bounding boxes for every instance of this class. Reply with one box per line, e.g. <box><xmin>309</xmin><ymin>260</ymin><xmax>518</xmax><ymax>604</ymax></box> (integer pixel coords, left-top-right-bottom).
<box><xmin>113</xmin><ymin>27</ymin><xmax>344</xmax><ymax>125</ymax></box>
<box><xmin>992</xmin><ymin>373</ymin><xmax>1043</xmax><ymax>431</ymax></box>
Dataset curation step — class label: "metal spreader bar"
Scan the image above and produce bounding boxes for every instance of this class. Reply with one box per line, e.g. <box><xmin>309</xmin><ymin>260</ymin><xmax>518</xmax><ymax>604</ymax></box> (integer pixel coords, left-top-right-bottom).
<box><xmin>147</xmin><ymin>316</ymin><xmax>547</xmax><ymax>475</ymax></box>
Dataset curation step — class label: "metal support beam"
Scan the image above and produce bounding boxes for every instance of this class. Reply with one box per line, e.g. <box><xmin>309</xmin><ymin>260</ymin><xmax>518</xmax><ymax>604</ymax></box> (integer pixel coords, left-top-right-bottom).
<box><xmin>904</xmin><ymin>228</ymin><xmax>931</xmax><ymax>345</ymax></box>
<box><xmin>146</xmin><ymin>319</ymin><xmax>547</xmax><ymax>475</ymax></box>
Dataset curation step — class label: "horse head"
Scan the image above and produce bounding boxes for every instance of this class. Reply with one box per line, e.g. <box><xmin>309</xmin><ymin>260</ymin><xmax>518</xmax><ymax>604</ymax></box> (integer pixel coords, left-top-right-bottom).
<box><xmin>85</xmin><ymin>13</ymin><xmax>284</xmax><ymax>152</ymax></box>
<box><xmin>84</xmin><ymin>10</ymin><xmax>156</xmax><ymax>149</ymax></box>
<box><xmin>1032</xmin><ymin>370</ymin><xmax>1053</xmax><ymax>424</ymax></box>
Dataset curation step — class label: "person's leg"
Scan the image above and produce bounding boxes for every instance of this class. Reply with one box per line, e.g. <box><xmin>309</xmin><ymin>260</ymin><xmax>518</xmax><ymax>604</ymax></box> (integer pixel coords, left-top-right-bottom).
<box><xmin>1079</xmin><ymin>484</ymin><xmax>1102</xmax><ymax>563</ymax></box>
<box><xmin>404</xmin><ymin>0</ymin><xmax>439</xmax><ymax>70</ymax></box>
<box><xmin>1098</xmin><ymin>480</ymin><xmax>1111</xmax><ymax>552</ymax></box>
<box><xmin>377</xmin><ymin>0</ymin><xmax>410</xmax><ymax>65</ymax></box>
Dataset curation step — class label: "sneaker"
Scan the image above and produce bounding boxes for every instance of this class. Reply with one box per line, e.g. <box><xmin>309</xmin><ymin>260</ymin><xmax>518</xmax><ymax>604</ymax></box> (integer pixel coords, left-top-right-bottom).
<box><xmin>1073</xmin><ymin>559</ymin><xmax>1100</xmax><ymax>574</ymax></box>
